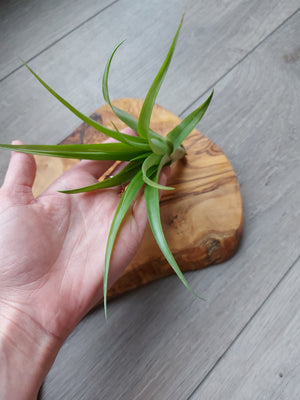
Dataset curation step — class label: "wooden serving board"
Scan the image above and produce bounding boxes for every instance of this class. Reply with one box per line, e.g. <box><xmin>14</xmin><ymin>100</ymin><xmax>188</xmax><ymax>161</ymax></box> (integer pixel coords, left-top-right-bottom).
<box><xmin>32</xmin><ymin>98</ymin><xmax>243</xmax><ymax>300</ymax></box>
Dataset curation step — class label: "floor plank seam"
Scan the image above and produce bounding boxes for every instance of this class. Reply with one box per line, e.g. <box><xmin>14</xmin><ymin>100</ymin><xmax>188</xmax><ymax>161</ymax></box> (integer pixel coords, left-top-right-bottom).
<box><xmin>186</xmin><ymin>253</ymin><xmax>300</xmax><ymax>399</ymax></box>
<box><xmin>0</xmin><ymin>0</ymin><xmax>121</xmax><ymax>83</ymax></box>
<box><xmin>179</xmin><ymin>7</ymin><xmax>300</xmax><ymax>118</ymax></box>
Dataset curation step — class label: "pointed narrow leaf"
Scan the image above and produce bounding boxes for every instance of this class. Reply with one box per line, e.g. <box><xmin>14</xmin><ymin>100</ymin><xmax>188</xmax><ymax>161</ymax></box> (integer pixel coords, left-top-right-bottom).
<box><xmin>137</xmin><ymin>16</ymin><xmax>184</xmax><ymax>139</ymax></box>
<box><xmin>167</xmin><ymin>91</ymin><xmax>214</xmax><ymax>149</ymax></box>
<box><xmin>142</xmin><ymin>153</ymin><xmax>173</xmax><ymax>190</ymax></box>
<box><xmin>144</xmin><ymin>172</ymin><xmax>203</xmax><ymax>300</ymax></box>
<box><xmin>60</xmin><ymin>159</ymin><xmax>143</xmax><ymax>194</ymax></box>
<box><xmin>130</xmin><ymin>152</ymin><xmax>152</xmax><ymax>161</ymax></box>
<box><xmin>102</xmin><ymin>41</ymin><xmax>167</xmax><ymax>142</ymax></box>
<box><xmin>102</xmin><ymin>41</ymin><xmax>141</xmax><ymax>134</ymax></box>
<box><xmin>0</xmin><ymin>143</ymin><xmax>146</xmax><ymax>161</ymax></box>
<box><xmin>22</xmin><ymin>60</ymin><xmax>148</xmax><ymax>148</ymax></box>
<box><xmin>104</xmin><ymin>170</ymin><xmax>145</xmax><ymax>319</ymax></box>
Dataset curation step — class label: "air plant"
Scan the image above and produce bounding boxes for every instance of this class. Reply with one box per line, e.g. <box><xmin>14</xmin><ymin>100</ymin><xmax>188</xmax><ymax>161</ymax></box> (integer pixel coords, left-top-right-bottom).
<box><xmin>0</xmin><ymin>16</ymin><xmax>213</xmax><ymax>318</ymax></box>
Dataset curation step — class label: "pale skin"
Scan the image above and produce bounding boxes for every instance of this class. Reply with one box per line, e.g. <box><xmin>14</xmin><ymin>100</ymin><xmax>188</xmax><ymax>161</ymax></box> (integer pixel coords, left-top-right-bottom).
<box><xmin>0</xmin><ymin>128</ymin><xmax>168</xmax><ymax>400</ymax></box>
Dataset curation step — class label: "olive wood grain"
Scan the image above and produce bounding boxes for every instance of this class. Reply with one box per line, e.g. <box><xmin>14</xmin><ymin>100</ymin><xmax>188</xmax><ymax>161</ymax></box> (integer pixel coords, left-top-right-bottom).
<box><xmin>32</xmin><ymin>98</ymin><xmax>243</xmax><ymax>300</ymax></box>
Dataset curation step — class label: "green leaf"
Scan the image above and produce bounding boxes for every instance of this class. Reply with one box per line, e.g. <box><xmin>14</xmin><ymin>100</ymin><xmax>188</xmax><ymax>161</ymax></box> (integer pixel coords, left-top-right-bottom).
<box><xmin>149</xmin><ymin>137</ymin><xmax>172</xmax><ymax>155</ymax></box>
<box><xmin>108</xmin><ymin>121</ymin><xmax>149</xmax><ymax>150</ymax></box>
<box><xmin>167</xmin><ymin>90</ymin><xmax>214</xmax><ymax>149</ymax></box>
<box><xmin>22</xmin><ymin>60</ymin><xmax>148</xmax><ymax>148</ymax></box>
<box><xmin>142</xmin><ymin>153</ymin><xmax>173</xmax><ymax>191</ymax></box>
<box><xmin>137</xmin><ymin>15</ymin><xmax>184</xmax><ymax>139</ymax></box>
<box><xmin>129</xmin><ymin>152</ymin><xmax>152</xmax><ymax>161</ymax></box>
<box><xmin>144</xmin><ymin>170</ymin><xmax>203</xmax><ymax>300</ymax></box>
<box><xmin>104</xmin><ymin>170</ymin><xmax>145</xmax><ymax>319</ymax></box>
<box><xmin>0</xmin><ymin>143</ymin><xmax>146</xmax><ymax>161</ymax></box>
<box><xmin>102</xmin><ymin>42</ymin><xmax>162</xmax><ymax>142</ymax></box>
<box><xmin>59</xmin><ymin>159</ymin><xmax>144</xmax><ymax>194</ymax></box>
<box><xmin>102</xmin><ymin>41</ymin><xmax>141</xmax><ymax>134</ymax></box>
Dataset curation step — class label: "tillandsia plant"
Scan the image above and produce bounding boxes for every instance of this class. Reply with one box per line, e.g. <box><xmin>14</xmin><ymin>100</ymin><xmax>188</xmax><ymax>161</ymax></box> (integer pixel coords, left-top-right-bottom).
<box><xmin>0</xmin><ymin>16</ymin><xmax>213</xmax><ymax>318</ymax></box>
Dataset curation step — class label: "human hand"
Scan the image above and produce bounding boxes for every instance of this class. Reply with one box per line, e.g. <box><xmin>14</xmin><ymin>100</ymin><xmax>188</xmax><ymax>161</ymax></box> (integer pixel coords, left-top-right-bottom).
<box><xmin>0</xmin><ymin>128</ymin><xmax>168</xmax><ymax>399</ymax></box>
<box><xmin>0</xmin><ymin>131</ymin><xmax>152</xmax><ymax>337</ymax></box>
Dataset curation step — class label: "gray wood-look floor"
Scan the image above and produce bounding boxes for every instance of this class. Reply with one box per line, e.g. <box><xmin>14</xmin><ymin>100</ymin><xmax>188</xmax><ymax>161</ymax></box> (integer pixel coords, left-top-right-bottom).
<box><xmin>1</xmin><ymin>1</ymin><xmax>299</xmax><ymax>399</ymax></box>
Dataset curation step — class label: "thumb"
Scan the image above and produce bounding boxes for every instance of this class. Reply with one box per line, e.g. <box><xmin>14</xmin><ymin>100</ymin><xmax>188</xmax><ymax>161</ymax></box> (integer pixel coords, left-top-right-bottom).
<box><xmin>3</xmin><ymin>140</ymin><xmax>36</xmax><ymax>200</ymax></box>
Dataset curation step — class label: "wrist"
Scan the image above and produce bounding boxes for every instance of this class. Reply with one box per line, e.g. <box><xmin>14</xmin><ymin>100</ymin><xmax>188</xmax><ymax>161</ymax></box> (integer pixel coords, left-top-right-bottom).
<box><xmin>0</xmin><ymin>302</ymin><xmax>63</xmax><ymax>400</ymax></box>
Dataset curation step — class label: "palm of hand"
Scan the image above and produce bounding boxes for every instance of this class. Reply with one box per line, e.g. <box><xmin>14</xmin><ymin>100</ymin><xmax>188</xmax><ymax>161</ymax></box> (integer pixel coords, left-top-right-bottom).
<box><xmin>0</xmin><ymin>140</ymin><xmax>148</xmax><ymax>339</ymax></box>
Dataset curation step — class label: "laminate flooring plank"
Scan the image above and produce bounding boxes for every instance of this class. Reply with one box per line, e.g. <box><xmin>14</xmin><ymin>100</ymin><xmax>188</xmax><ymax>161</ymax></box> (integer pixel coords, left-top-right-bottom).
<box><xmin>39</xmin><ymin>9</ymin><xmax>300</xmax><ymax>400</ymax></box>
<box><xmin>0</xmin><ymin>0</ymin><xmax>118</xmax><ymax>80</ymax></box>
<box><xmin>0</xmin><ymin>1</ymin><xmax>299</xmax><ymax>184</ymax></box>
<box><xmin>189</xmin><ymin>257</ymin><xmax>300</xmax><ymax>400</ymax></box>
